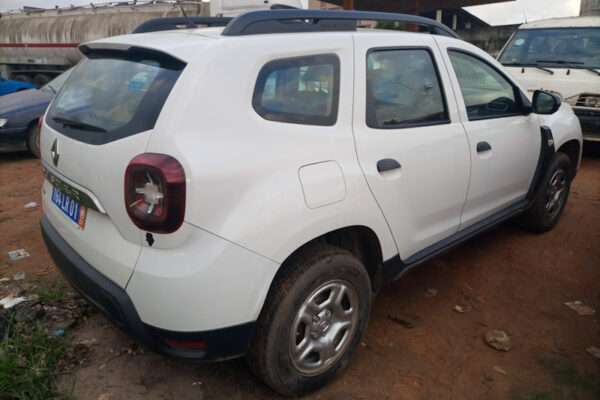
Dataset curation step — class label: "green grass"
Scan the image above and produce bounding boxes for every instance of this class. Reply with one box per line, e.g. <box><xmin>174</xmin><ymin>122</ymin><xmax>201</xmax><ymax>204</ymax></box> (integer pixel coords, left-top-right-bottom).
<box><xmin>0</xmin><ymin>313</ymin><xmax>72</xmax><ymax>400</ymax></box>
<box><xmin>538</xmin><ymin>353</ymin><xmax>600</xmax><ymax>395</ymax></box>
<box><xmin>514</xmin><ymin>354</ymin><xmax>600</xmax><ymax>400</ymax></box>
<box><xmin>520</xmin><ymin>392</ymin><xmax>553</xmax><ymax>400</ymax></box>
<box><xmin>36</xmin><ymin>285</ymin><xmax>69</xmax><ymax>304</ymax></box>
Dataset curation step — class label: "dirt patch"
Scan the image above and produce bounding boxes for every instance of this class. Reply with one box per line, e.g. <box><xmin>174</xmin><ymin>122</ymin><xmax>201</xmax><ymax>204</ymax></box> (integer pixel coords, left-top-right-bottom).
<box><xmin>1</xmin><ymin>151</ymin><xmax>599</xmax><ymax>400</ymax></box>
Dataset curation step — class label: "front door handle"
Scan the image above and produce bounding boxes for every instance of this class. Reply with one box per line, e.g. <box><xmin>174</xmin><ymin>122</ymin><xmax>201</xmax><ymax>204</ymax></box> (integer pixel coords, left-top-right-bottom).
<box><xmin>377</xmin><ymin>158</ymin><xmax>402</xmax><ymax>173</ymax></box>
<box><xmin>477</xmin><ymin>141</ymin><xmax>492</xmax><ymax>153</ymax></box>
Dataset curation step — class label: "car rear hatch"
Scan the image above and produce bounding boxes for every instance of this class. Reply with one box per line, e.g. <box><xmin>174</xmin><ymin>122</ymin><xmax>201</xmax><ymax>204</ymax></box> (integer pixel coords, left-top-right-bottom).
<box><xmin>41</xmin><ymin>44</ymin><xmax>186</xmax><ymax>288</ymax></box>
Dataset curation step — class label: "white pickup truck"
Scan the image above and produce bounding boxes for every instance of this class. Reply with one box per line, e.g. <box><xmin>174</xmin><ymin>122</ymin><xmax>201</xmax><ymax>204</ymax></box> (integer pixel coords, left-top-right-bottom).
<box><xmin>499</xmin><ymin>16</ymin><xmax>600</xmax><ymax>141</ymax></box>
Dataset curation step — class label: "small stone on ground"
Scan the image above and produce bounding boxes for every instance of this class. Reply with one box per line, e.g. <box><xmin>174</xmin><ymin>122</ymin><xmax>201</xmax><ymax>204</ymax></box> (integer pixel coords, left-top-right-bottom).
<box><xmin>586</xmin><ymin>346</ymin><xmax>600</xmax><ymax>359</ymax></box>
<box><xmin>564</xmin><ymin>301</ymin><xmax>595</xmax><ymax>316</ymax></box>
<box><xmin>484</xmin><ymin>330</ymin><xmax>512</xmax><ymax>352</ymax></box>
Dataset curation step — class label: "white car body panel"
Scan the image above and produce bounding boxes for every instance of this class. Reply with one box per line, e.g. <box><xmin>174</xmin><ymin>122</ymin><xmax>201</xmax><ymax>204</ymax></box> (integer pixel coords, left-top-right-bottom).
<box><xmin>540</xmin><ymin>103</ymin><xmax>584</xmax><ymax>169</ymax></box>
<box><xmin>144</xmin><ymin>33</ymin><xmax>399</xmax><ymax>265</ymax></box>
<box><xmin>434</xmin><ymin>38</ymin><xmax>541</xmax><ymax>227</ymax></box>
<box><xmin>503</xmin><ymin>66</ymin><xmax>600</xmax><ymax>101</ymax></box>
<box><xmin>127</xmin><ymin>222</ymin><xmax>279</xmax><ymax>331</ymax></box>
<box><xmin>298</xmin><ymin>161</ymin><xmax>347</xmax><ymax>209</ymax></box>
<box><xmin>40</xmin><ymin>127</ymin><xmax>151</xmax><ymax>287</ymax></box>
<box><xmin>352</xmin><ymin>32</ymin><xmax>471</xmax><ymax>260</ymax></box>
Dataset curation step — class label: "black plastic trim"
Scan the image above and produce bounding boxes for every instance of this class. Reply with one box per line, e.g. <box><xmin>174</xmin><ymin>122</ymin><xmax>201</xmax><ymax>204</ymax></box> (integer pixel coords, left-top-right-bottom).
<box><xmin>526</xmin><ymin>126</ymin><xmax>555</xmax><ymax>201</ymax></box>
<box><xmin>41</xmin><ymin>216</ymin><xmax>255</xmax><ymax>361</ymax></box>
<box><xmin>476</xmin><ymin>141</ymin><xmax>492</xmax><ymax>153</ymax></box>
<box><xmin>382</xmin><ymin>199</ymin><xmax>529</xmax><ymax>282</ymax></box>
<box><xmin>377</xmin><ymin>158</ymin><xmax>401</xmax><ymax>173</ymax></box>
<box><xmin>366</xmin><ymin>47</ymin><xmax>451</xmax><ymax>130</ymax></box>
<box><xmin>132</xmin><ymin>16</ymin><xmax>233</xmax><ymax>34</ymax></box>
<box><xmin>222</xmin><ymin>9</ymin><xmax>459</xmax><ymax>38</ymax></box>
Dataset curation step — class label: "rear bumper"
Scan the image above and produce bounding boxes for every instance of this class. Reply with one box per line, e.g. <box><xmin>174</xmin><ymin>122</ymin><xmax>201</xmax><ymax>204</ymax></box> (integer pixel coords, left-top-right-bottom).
<box><xmin>41</xmin><ymin>216</ymin><xmax>256</xmax><ymax>361</ymax></box>
<box><xmin>574</xmin><ymin>108</ymin><xmax>600</xmax><ymax>141</ymax></box>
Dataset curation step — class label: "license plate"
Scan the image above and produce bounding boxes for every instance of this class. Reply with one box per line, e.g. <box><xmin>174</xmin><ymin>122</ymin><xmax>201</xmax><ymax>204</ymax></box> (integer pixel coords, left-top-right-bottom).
<box><xmin>51</xmin><ymin>186</ymin><xmax>87</xmax><ymax>229</ymax></box>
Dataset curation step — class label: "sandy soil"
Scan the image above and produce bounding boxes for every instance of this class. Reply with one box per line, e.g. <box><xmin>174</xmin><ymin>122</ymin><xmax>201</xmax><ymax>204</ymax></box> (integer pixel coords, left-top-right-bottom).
<box><xmin>1</xmin><ymin>149</ymin><xmax>599</xmax><ymax>400</ymax></box>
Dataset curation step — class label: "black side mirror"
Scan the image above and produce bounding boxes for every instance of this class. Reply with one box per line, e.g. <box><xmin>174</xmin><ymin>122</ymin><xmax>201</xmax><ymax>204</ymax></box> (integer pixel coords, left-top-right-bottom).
<box><xmin>533</xmin><ymin>90</ymin><xmax>561</xmax><ymax>115</ymax></box>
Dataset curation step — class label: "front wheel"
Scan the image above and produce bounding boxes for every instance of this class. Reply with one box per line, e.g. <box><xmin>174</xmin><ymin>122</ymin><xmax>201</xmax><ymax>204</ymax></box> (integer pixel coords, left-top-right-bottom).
<box><xmin>520</xmin><ymin>152</ymin><xmax>572</xmax><ymax>233</ymax></box>
<box><xmin>247</xmin><ymin>245</ymin><xmax>371</xmax><ymax>396</ymax></box>
<box><xmin>27</xmin><ymin>124</ymin><xmax>41</xmax><ymax>158</ymax></box>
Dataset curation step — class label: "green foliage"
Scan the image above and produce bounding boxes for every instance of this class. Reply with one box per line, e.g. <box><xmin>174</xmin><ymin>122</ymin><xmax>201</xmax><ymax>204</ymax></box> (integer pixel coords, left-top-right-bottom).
<box><xmin>0</xmin><ymin>314</ymin><xmax>72</xmax><ymax>400</ymax></box>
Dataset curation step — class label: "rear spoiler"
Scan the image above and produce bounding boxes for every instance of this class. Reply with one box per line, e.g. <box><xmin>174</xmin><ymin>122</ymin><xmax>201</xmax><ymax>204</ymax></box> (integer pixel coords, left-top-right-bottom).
<box><xmin>132</xmin><ymin>16</ymin><xmax>232</xmax><ymax>34</ymax></box>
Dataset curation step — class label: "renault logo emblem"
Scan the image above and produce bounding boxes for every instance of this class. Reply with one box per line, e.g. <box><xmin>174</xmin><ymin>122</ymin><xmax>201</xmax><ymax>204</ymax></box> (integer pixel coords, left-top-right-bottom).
<box><xmin>51</xmin><ymin>139</ymin><xmax>60</xmax><ymax>167</ymax></box>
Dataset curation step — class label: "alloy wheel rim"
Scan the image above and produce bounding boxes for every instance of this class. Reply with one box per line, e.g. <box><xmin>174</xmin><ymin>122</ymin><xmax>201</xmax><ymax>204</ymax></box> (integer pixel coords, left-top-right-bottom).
<box><xmin>289</xmin><ymin>280</ymin><xmax>359</xmax><ymax>376</ymax></box>
<box><xmin>545</xmin><ymin>168</ymin><xmax>568</xmax><ymax>219</ymax></box>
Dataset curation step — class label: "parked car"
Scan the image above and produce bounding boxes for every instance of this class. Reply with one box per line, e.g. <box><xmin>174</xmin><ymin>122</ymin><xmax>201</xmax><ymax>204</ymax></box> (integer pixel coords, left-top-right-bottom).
<box><xmin>39</xmin><ymin>10</ymin><xmax>583</xmax><ymax>396</ymax></box>
<box><xmin>0</xmin><ymin>70</ymin><xmax>71</xmax><ymax>157</ymax></box>
<box><xmin>498</xmin><ymin>16</ymin><xmax>600</xmax><ymax>142</ymax></box>
<box><xmin>0</xmin><ymin>76</ymin><xmax>35</xmax><ymax>96</ymax></box>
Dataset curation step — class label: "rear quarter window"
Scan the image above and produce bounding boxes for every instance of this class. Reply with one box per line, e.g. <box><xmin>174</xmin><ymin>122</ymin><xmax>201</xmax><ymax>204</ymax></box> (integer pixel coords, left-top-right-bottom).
<box><xmin>47</xmin><ymin>47</ymin><xmax>185</xmax><ymax>145</ymax></box>
<box><xmin>253</xmin><ymin>54</ymin><xmax>340</xmax><ymax>126</ymax></box>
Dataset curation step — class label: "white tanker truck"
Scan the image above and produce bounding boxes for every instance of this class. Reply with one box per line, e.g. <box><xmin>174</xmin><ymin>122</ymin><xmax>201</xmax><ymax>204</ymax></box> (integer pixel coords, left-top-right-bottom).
<box><xmin>0</xmin><ymin>0</ymin><xmax>306</xmax><ymax>86</ymax></box>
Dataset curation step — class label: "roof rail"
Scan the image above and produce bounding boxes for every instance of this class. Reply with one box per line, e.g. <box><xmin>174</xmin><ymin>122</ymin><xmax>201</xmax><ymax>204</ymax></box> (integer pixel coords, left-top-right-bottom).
<box><xmin>132</xmin><ymin>16</ymin><xmax>233</xmax><ymax>34</ymax></box>
<box><xmin>221</xmin><ymin>9</ymin><xmax>459</xmax><ymax>38</ymax></box>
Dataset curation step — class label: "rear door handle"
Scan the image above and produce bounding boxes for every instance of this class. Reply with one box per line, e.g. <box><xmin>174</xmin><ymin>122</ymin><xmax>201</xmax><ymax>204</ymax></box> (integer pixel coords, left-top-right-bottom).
<box><xmin>477</xmin><ymin>141</ymin><xmax>492</xmax><ymax>153</ymax></box>
<box><xmin>377</xmin><ymin>158</ymin><xmax>402</xmax><ymax>173</ymax></box>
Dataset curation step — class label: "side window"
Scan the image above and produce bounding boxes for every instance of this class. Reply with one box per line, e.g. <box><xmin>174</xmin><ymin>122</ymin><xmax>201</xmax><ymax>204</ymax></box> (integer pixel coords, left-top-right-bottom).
<box><xmin>253</xmin><ymin>54</ymin><xmax>340</xmax><ymax>126</ymax></box>
<box><xmin>448</xmin><ymin>50</ymin><xmax>519</xmax><ymax>121</ymax></box>
<box><xmin>366</xmin><ymin>48</ymin><xmax>449</xmax><ymax>129</ymax></box>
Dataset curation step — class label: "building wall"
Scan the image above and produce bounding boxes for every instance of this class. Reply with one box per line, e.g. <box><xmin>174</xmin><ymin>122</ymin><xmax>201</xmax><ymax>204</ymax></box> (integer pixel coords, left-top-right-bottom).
<box><xmin>309</xmin><ymin>0</ymin><xmax>343</xmax><ymax>9</ymax></box>
<box><xmin>457</xmin><ymin>24</ymin><xmax>518</xmax><ymax>56</ymax></box>
<box><xmin>581</xmin><ymin>0</ymin><xmax>600</xmax><ymax>16</ymax></box>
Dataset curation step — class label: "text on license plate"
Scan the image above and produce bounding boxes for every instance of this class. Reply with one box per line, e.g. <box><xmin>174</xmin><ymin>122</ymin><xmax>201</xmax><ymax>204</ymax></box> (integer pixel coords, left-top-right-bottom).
<box><xmin>51</xmin><ymin>186</ymin><xmax>87</xmax><ymax>229</ymax></box>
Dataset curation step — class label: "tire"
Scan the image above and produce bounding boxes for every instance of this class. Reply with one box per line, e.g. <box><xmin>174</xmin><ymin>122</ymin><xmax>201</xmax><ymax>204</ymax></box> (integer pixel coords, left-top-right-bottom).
<box><xmin>27</xmin><ymin>124</ymin><xmax>41</xmax><ymax>158</ymax></box>
<box><xmin>247</xmin><ymin>244</ymin><xmax>372</xmax><ymax>396</ymax></box>
<box><xmin>520</xmin><ymin>152</ymin><xmax>572</xmax><ymax>233</ymax></box>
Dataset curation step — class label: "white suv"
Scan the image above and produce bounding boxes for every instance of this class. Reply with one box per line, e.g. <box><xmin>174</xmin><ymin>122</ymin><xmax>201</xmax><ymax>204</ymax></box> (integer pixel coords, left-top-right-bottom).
<box><xmin>39</xmin><ymin>10</ymin><xmax>583</xmax><ymax>396</ymax></box>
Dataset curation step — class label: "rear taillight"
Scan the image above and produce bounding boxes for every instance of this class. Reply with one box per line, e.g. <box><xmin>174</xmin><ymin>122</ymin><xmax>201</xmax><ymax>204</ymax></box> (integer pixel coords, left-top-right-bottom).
<box><xmin>125</xmin><ymin>153</ymin><xmax>185</xmax><ymax>234</ymax></box>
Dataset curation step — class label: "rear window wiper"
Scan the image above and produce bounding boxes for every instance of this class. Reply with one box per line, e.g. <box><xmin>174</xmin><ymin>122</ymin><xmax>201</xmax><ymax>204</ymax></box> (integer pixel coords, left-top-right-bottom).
<box><xmin>52</xmin><ymin>115</ymin><xmax>107</xmax><ymax>133</ymax></box>
<box><xmin>503</xmin><ymin>62</ymin><xmax>554</xmax><ymax>75</ymax></box>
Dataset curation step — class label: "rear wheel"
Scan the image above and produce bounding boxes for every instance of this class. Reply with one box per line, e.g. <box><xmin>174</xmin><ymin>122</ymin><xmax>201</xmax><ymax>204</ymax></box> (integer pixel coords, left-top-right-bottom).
<box><xmin>248</xmin><ymin>245</ymin><xmax>371</xmax><ymax>396</ymax></box>
<box><xmin>520</xmin><ymin>152</ymin><xmax>572</xmax><ymax>233</ymax></box>
<box><xmin>27</xmin><ymin>124</ymin><xmax>41</xmax><ymax>158</ymax></box>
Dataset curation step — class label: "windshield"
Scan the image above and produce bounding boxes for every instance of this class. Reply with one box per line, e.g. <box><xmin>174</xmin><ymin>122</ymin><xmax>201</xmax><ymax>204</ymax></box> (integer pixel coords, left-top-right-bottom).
<box><xmin>41</xmin><ymin>69</ymin><xmax>73</xmax><ymax>95</ymax></box>
<box><xmin>47</xmin><ymin>48</ymin><xmax>185</xmax><ymax>145</ymax></box>
<box><xmin>499</xmin><ymin>27</ymin><xmax>600</xmax><ymax>69</ymax></box>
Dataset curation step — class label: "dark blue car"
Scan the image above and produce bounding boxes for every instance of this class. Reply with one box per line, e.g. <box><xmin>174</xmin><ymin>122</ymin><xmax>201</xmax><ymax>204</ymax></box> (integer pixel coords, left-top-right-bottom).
<box><xmin>0</xmin><ymin>77</ymin><xmax>35</xmax><ymax>97</ymax></box>
<box><xmin>0</xmin><ymin>70</ymin><xmax>71</xmax><ymax>158</ymax></box>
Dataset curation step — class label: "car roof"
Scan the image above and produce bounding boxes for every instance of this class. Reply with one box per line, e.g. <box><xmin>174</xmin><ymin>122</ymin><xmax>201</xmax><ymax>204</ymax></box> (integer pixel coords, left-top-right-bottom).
<box><xmin>84</xmin><ymin>26</ymin><xmax>463</xmax><ymax>63</ymax></box>
<box><xmin>519</xmin><ymin>16</ymin><xmax>600</xmax><ymax>30</ymax></box>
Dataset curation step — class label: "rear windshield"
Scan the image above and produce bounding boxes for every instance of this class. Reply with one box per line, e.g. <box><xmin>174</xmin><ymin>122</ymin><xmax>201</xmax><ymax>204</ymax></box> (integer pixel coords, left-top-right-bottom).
<box><xmin>47</xmin><ymin>47</ymin><xmax>185</xmax><ymax>145</ymax></box>
<box><xmin>499</xmin><ymin>27</ymin><xmax>600</xmax><ymax>70</ymax></box>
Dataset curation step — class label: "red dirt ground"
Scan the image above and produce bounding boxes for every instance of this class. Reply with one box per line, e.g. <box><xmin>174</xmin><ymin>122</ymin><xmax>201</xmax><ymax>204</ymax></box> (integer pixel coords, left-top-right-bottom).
<box><xmin>1</xmin><ymin>149</ymin><xmax>599</xmax><ymax>400</ymax></box>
